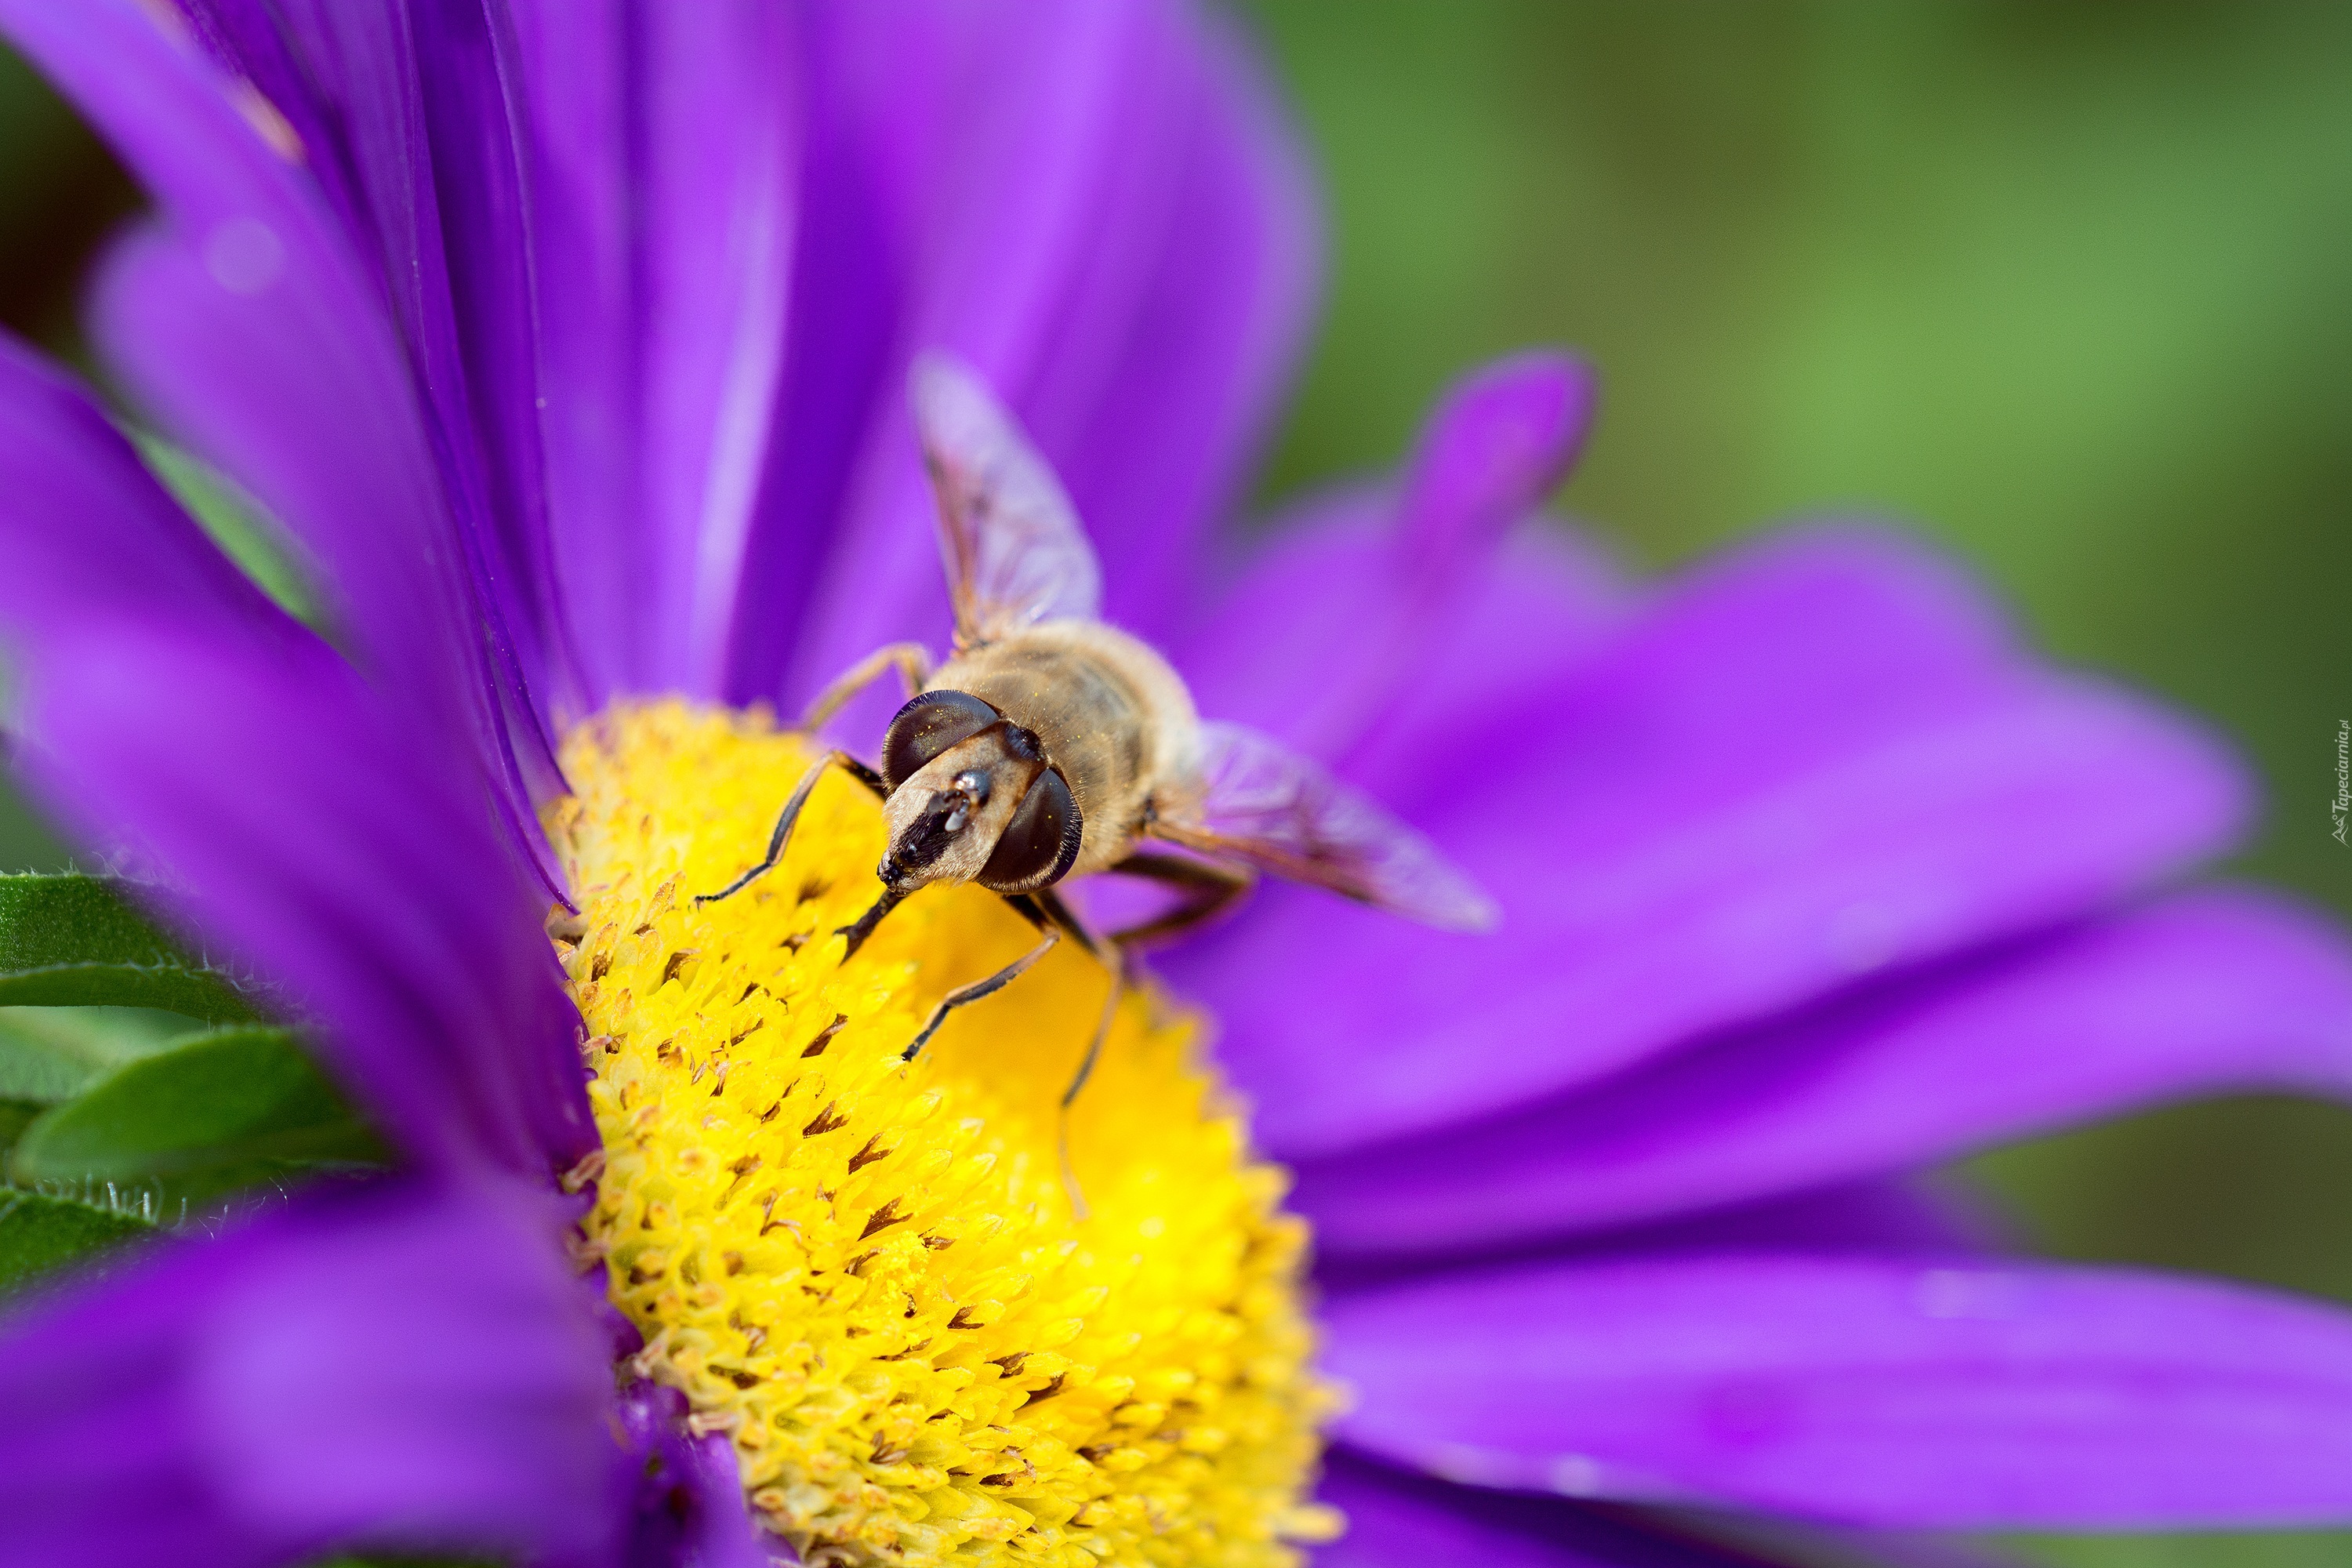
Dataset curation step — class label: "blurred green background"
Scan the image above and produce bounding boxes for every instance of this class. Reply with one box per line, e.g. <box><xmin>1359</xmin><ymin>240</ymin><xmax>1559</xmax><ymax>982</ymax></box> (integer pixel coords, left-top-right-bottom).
<box><xmin>0</xmin><ymin>4</ymin><xmax>2345</xmax><ymax>1563</ymax></box>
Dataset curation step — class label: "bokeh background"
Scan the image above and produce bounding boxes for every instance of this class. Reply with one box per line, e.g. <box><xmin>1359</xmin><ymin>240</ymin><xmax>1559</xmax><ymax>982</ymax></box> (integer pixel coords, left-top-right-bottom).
<box><xmin>0</xmin><ymin>4</ymin><xmax>2346</xmax><ymax>1564</ymax></box>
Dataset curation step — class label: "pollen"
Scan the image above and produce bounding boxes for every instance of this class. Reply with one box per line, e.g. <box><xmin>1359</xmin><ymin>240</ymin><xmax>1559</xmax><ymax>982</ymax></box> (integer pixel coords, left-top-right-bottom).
<box><xmin>548</xmin><ymin>701</ymin><xmax>1338</xmax><ymax>1568</ymax></box>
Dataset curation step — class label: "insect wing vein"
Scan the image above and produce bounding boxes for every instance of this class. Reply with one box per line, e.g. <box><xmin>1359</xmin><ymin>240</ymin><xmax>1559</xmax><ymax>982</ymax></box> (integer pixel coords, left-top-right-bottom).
<box><xmin>909</xmin><ymin>353</ymin><xmax>1103</xmax><ymax>649</ymax></box>
<box><xmin>1159</xmin><ymin>722</ymin><xmax>1498</xmax><ymax>933</ymax></box>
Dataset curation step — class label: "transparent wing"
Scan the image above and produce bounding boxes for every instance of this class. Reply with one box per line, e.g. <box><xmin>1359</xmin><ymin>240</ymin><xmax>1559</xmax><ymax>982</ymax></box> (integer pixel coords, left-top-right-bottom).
<box><xmin>909</xmin><ymin>353</ymin><xmax>1102</xmax><ymax>650</ymax></box>
<box><xmin>1151</xmin><ymin>722</ymin><xmax>1500</xmax><ymax>932</ymax></box>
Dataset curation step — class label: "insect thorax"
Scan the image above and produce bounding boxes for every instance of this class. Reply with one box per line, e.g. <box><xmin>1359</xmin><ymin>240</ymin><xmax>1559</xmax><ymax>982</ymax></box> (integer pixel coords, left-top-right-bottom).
<box><xmin>933</xmin><ymin>622</ymin><xmax>1200</xmax><ymax>878</ymax></box>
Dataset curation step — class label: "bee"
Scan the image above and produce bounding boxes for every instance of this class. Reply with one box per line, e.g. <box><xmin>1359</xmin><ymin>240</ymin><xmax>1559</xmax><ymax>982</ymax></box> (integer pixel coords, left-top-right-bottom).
<box><xmin>702</xmin><ymin>354</ymin><xmax>1496</xmax><ymax>1102</ymax></box>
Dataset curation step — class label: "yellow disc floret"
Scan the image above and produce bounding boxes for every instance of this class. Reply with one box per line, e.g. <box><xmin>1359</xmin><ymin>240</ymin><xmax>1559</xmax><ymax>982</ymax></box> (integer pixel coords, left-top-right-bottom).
<box><xmin>549</xmin><ymin>701</ymin><xmax>1337</xmax><ymax>1568</ymax></box>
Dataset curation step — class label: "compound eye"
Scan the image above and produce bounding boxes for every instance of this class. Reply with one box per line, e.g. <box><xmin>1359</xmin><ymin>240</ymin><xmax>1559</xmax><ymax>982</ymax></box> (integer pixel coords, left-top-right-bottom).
<box><xmin>881</xmin><ymin>690</ymin><xmax>1000</xmax><ymax>789</ymax></box>
<box><xmin>979</xmin><ymin>768</ymin><xmax>1080</xmax><ymax>893</ymax></box>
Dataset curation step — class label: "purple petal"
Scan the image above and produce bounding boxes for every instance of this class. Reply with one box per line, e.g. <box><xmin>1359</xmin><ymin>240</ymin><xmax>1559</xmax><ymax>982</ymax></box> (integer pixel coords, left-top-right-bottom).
<box><xmin>1314</xmin><ymin>1175</ymin><xmax>2007</xmax><ymax>1305</ymax></box>
<box><xmin>1491</xmin><ymin>1178</ymin><xmax>2007</xmax><ymax>1282</ymax></box>
<box><xmin>0</xmin><ymin>334</ymin><xmax>294</xmax><ymax>653</ymax></box>
<box><xmin>1324</xmin><ymin>1254</ymin><xmax>2352</xmax><ymax>1529</ymax></box>
<box><xmin>227</xmin><ymin>0</ymin><xmax>577</xmax><ymax>771</ymax></box>
<box><xmin>0</xmin><ymin>336</ymin><xmax>584</xmax><ymax>1177</ymax></box>
<box><xmin>0</xmin><ymin>2</ymin><xmax>528</xmax><ymax>817</ymax></box>
<box><xmin>764</xmin><ymin>0</ymin><xmax>1319</xmax><ymax>710</ymax></box>
<box><xmin>0</xmin><ymin>1176</ymin><xmax>615</xmax><ymax>1567</ymax></box>
<box><xmin>1172</xmin><ymin>527</ymin><xmax>2249</xmax><ymax>1158</ymax></box>
<box><xmin>1595</xmin><ymin>1176</ymin><xmax>2009</xmax><ymax>1261</ymax></box>
<box><xmin>413</xmin><ymin>5</ymin><xmax>582</xmax><ymax>766</ymax></box>
<box><xmin>1297</xmin><ymin>887</ymin><xmax>2352</xmax><ymax>1254</ymax></box>
<box><xmin>1010</xmin><ymin>0</ymin><xmax>1321</xmax><ymax>636</ymax></box>
<box><xmin>1316</xmin><ymin>1450</ymin><xmax>1765</xmax><ymax>1568</ymax></box>
<box><xmin>1171</xmin><ymin>354</ymin><xmax>1610</xmax><ymax>764</ymax></box>
<box><xmin>183</xmin><ymin>0</ymin><xmax>570</xmax><ymax>728</ymax></box>
<box><xmin>633</xmin><ymin>3</ymin><xmax>799</xmax><ymax>699</ymax></box>
<box><xmin>511</xmin><ymin>0</ymin><xmax>798</xmax><ymax>701</ymax></box>
<box><xmin>1318</xmin><ymin>1456</ymin><xmax>2023</xmax><ymax>1568</ymax></box>
<box><xmin>1391</xmin><ymin>354</ymin><xmax>1596</xmax><ymax>579</ymax></box>
<box><xmin>612</xmin><ymin>1381</ymin><xmax>784</xmax><ymax>1568</ymax></box>
<box><xmin>180</xmin><ymin>0</ymin><xmax>586</xmax><ymax>795</ymax></box>
<box><xmin>15</xmin><ymin>622</ymin><xmax>590</xmax><ymax>1179</ymax></box>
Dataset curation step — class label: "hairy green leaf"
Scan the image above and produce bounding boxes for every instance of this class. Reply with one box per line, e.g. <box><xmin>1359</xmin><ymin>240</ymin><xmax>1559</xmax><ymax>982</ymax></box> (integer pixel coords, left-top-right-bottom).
<box><xmin>0</xmin><ymin>872</ymin><xmax>178</xmax><ymax>969</ymax></box>
<box><xmin>0</xmin><ymin>1187</ymin><xmax>150</xmax><ymax>1297</ymax></box>
<box><xmin>0</xmin><ymin>874</ymin><xmax>257</xmax><ymax>1022</ymax></box>
<box><xmin>0</xmin><ymin>963</ymin><xmax>258</xmax><ymax>1018</ymax></box>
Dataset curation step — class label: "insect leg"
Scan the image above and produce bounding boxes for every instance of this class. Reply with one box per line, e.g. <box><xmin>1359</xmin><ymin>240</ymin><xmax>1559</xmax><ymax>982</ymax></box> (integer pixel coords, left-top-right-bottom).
<box><xmin>1029</xmin><ymin>889</ymin><xmax>1116</xmax><ymax>1107</ymax></box>
<box><xmin>901</xmin><ymin>909</ymin><xmax>1060</xmax><ymax>1063</ymax></box>
<box><xmin>1025</xmin><ymin>888</ymin><xmax>1108</xmax><ymax>961</ymax></box>
<box><xmin>1028</xmin><ymin>889</ymin><xmax>1120</xmax><ymax>1221</ymax></box>
<box><xmin>1101</xmin><ymin>851</ymin><xmax>1256</xmax><ymax>948</ymax></box>
<box><xmin>834</xmin><ymin>753</ymin><xmax>887</xmax><ymax>798</ymax></box>
<box><xmin>797</xmin><ymin>641</ymin><xmax>933</xmax><ymax>734</ymax></box>
<box><xmin>695</xmin><ymin>750</ymin><xmax>875</xmax><ymax>906</ymax></box>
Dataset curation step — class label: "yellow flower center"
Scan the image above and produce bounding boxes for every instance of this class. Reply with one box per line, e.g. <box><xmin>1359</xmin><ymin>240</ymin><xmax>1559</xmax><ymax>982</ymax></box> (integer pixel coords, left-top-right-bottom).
<box><xmin>548</xmin><ymin>700</ymin><xmax>1337</xmax><ymax>1568</ymax></box>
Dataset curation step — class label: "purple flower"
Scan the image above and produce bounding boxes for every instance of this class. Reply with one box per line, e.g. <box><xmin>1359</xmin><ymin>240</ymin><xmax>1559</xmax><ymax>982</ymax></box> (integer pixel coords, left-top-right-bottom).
<box><xmin>0</xmin><ymin>3</ymin><xmax>2349</xmax><ymax>1568</ymax></box>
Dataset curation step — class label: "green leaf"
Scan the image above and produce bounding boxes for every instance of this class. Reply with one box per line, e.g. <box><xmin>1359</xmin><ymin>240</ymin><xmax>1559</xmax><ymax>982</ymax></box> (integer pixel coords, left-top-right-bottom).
<box><xmin>131</xmin><ymin>430</ymin><xmax>328</xmax><ymax>630</ymax></box>
<box><xmin>10</xmin><ymin>1026</ymin><xmax>387</xmax><ymax>1203</ymax></box>
<box><xmin>0</xmin><ymin>1006</ymin><xmax>187</xmax><ymax>1104</ymax></box>
<box><xmin>0</xmin><ymin>874</ymin><xmax>258</xmax><ymax>1022</ymax></box>
<box><xmin>0</xmin><ymin>872</ymin><xmax>180</xmax><ymax>969</ymax></box>
<box><xmin>0</xmin><ymin>1011</ymin><xmax>102</xmax><ymax>1103</ymax></box>
<box><xmin>0</xmin><ymin>1098</ymin><xmax>43</xmax><ymax>1158</ymax></box>
<box><xmin>0</xmin><ymin>963</ymin><xmax>259</xmax><ymax>1018</ymax></box>
<box><xmin>0</xmin><ymin>1187</ymin><xmax>150</xmax><ymax>1297</ymax></box>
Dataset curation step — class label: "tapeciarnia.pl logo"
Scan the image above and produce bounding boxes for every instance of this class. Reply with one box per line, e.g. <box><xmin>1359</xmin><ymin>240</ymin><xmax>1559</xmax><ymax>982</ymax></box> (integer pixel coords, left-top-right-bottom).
<box><xmin>2333</xmin><ymin>718</ymin><xmax>2349</xmax><ymax>846</ymax></box>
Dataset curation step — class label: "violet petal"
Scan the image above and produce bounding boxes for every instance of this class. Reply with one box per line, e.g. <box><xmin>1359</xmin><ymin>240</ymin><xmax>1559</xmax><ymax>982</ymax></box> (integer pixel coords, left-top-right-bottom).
<box><xmin>510</xmin><ymin>0</ymin><xmax>798</xmax><ymax>702</ymax></box>
<box><xmin>1171</xmin><ymin>354</ymin><xmax>1610</xmax><ymax>765</ymax></box>
<box><xmin>1297</xmin><ymin>887</ymin><xmax>2352</xmax><ymax>1254</ymax></box>
<box><xmin>770</xmin><ymin>0</ymin><xmax>1318</xmax><ymax>712</ymax></box>
<box><xmin>0</xmin><ymin>332</ymin><xmax>575</xmax><ymax>1179</ymax></box>
<box><xmin>1325</xmin><ymin>1254</ymin><xmax>2352</xmax><ymax>1529</ymax></box>
<box><xmin>611</xmin><ymin>1381</ymin><xmax>783</xmax><ymax>1568</ymax></box>
<box><xmin>0</xmin><ymin>1</ymin><xmax>526</xmax><ymax>828</ymax></box>
<box><xmin>1176</xmin><ymin>527</ymin><xmax>2249</xmax><ymax>1157</ymax></box>
<box><xmin>0</xmin><ymin>1176</ymin><xmax>614</xmax><ymax>1567</ymax></box>
<box><xmin>1316</xmin><ymin>1450</ymin><xmax>1763</xmax><ymax>1568</ymax></box>
<box><xmin>1316</xmin><ymin>1177</ymin><xmax>2005</xmax><ymax>1302</ymax></box>
<box><xmin>16</xmin><ymin>621</ymin><xmax>591</xmax><ymax>1178</ymax></box>
<box><xmin>0</xmin><ymin>333</ymin><xmax>297</xmax><ymax>655</ymax></box>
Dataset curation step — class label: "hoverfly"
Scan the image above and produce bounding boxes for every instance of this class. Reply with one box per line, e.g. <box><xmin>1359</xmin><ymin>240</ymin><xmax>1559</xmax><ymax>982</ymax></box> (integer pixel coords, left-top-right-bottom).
<box><xmin>702</xmin><ymin>354</ymin><xmax>1496</xmax><ymax>1111</ymax></box>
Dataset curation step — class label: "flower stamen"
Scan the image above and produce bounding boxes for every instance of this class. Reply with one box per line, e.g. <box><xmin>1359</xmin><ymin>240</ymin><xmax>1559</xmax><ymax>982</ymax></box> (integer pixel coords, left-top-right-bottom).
<box><xmin>551</xmin><ymin>701</ymin><xmax>1338</xmax><ymax>1568</ymax></box>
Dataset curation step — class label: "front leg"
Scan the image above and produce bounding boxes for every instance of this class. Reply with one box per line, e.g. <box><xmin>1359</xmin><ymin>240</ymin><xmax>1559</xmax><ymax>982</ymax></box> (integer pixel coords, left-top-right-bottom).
<box><xmin>695</xmin><ymin>750</ymin><xmax>881</xmax><ymax>906</ymax></box>
<box><xmin>798</xmin><ymin>641</ymin><xmax>932</xmax><ymax>734</ymax></box>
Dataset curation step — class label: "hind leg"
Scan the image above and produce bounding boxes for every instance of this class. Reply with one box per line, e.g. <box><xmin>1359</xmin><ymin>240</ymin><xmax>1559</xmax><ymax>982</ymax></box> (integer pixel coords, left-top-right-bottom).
<box><xmin>1029</xmin><ymin>889</ymin><xmax>1123</xmax><ymax>1219</ymax></box>
<box><xmin>1100</xmin><ymin>851</ymin><xmax>1254</xmax><ymax>948</ymax></box>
